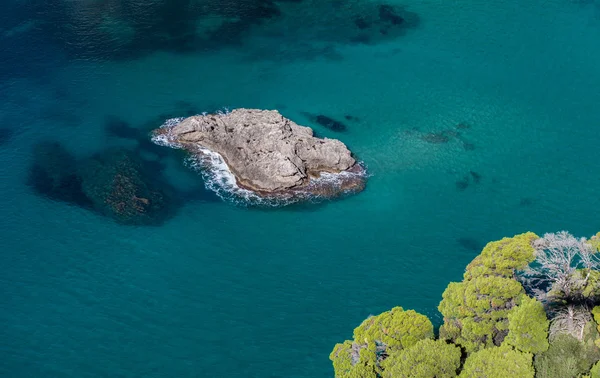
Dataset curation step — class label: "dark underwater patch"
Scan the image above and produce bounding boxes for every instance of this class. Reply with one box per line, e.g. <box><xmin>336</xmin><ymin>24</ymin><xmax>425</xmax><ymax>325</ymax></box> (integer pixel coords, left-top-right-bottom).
<box><xmin>27</xmin><ymin>0</ymin><xmax>420</xmax><ymax>62</ymax></box>
<box><xmin>462</xmin><ymin>141</ymin><xmax>476</xmax><ymax>151</ymax></box>
<box><xmin>458</xmin><ymin>237</ymin><xmax>483</xmax><ymax>252</ymax></box>
<box><xmin>469</xmin><ymin>170</ymin><xmax>481</xmax><ymax>184</ymax></box>
<box><xmin>354</xmin><ymin>17</ymin><xmax>371</xmax><ymax>30</ymax></box>
<box><xmin>79</xmin><ymin>148</ymin><xmax>180</xmax><ymax>225</ymax></box>
<box><xmin>420</xmin><ymin>132</ymin><xmax>451</xmax><ymax>144</ymax></box>
<box><xmin>519</xmin><ymin>197</ymin><xmax>534</xmax><ymax>207</ymax></box>
<box><xmin>455</xmin><ymin>176</ymin><xmax>469</xmax><ymax>191</ymax></box>
<box><xmin>455</xmin><ymin>170</ymin><xmax>482</xmax><ymax>191</ymax></box>
<box><xmin>301</xmin><ymin>112</ymin><xmax>348</xmax><ymax>132</ymax></box>
<box><xmin>27</xmin><ymin>141</ymin><xmax>91</xmax><ymax>207</ymax></box>
<box><xmin>105</xmin><ymin>116</ymin><xmax>142</xmax><ymax>140</ymax></box>
<box><xmin>315</xmin><ymin>115</ymin><xmax>348</xmax><ymax>132</ymax></box>
<box><xmin>27</xmin><ymin>141</ymin><xmax>183</xmax><ymax>226</ymax></box>
<box><xmin>27</xmin><ymin>0</ymin><xmax>288</xmax><ymax>61</ymax></box>
<box><xmin>378</xmin><ymin>4</ymin><xmax>404</xmax><ymax>25</ymax></box>
<box><xmin>0</xmin><ymin>127</ymin><xmax>15</xmax><ymax>146</ymax></box>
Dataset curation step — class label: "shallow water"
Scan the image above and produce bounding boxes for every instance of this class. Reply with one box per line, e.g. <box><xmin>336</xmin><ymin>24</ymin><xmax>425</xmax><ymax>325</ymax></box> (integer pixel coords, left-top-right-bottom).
<box><xmin>1</xmin><ymin>0</ymin><xmax>600</xmax><ymax>376</ymax></box>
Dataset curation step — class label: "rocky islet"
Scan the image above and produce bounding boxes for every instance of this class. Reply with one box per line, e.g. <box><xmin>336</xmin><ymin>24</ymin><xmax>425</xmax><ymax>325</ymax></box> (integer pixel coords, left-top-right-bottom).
<box><xmin>153</xmin><ymin>108</ymin><xmax>366</xmax><ymax>201</ymax></box>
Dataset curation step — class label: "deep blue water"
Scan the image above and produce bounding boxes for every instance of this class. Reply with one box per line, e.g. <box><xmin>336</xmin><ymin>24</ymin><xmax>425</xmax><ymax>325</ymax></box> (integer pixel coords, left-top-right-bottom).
<box><xmin>1</xmin><ymin>0</ymin><xmax>600</xmax><ymax>376</ymax></box>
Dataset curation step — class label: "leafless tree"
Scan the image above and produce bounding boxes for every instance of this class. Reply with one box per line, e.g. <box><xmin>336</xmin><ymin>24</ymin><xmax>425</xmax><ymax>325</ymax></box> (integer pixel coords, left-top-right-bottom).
<box><xmin>519</xmin><ymin>231</ymin><xmax>600</xmax><ymax>305</ymax></box>
<box><xmin>549</xmin><ymin>304</ymin><xmax>591</xmax><ymax>341</ymax></box>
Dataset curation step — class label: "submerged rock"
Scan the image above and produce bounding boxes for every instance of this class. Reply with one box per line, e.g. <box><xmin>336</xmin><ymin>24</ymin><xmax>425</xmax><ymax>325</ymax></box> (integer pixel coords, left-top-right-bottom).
<box><xmin>78</xmin><ymin>149</ymin><xmax>176</xmax><ymax>225</ymax></box>
<box><xmin>314</xmin><ymin>114</ymin><xmax>348</xmax><ymax>132</ymax></box>
<box><xmin>153</xmin><ymin>109</ymin><xmax>365</xmax><ymax>201</ymax></box>
<box><xmin>27</xmin><ymin>142</ymin><xmax>179</xmax><ymax>225</ymax></box>
<box><xmin>378</xmin><ymin>4</ymin><xmax>404</xmax><ymax>25</ymax></box>
<box><xmin>455</xmin><ymin>176</ymin><xmax>469</xmax><ymax>191</ymax></box>
<box><xmin>469</xmin><ymin>170</ymin><xmax>482</xmax><ymax>184</ymax></box>
<box><xmin>420</xmin><ymin>132</ymin><xmax>451</xmax><ymax>144</ymax></box>
<box><xmin>302</xmin><ymin>112</ymin><xmax>348</xmax><ymax>132</ymax></box>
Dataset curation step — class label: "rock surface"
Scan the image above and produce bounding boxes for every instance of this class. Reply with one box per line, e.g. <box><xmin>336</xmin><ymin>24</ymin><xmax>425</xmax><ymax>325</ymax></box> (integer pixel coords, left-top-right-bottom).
<box><xmin>153</xmin><ymin>109</ymin><xmax>365</xmax><ymax>197</ymax></box>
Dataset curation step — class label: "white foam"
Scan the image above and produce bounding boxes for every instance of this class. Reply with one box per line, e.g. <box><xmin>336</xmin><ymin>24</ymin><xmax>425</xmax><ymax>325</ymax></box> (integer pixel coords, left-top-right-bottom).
<box><xmin>186</xmin><ymin>151</ymin><xmax>367</xmax><ymax>206</ymax></box>
<box><xmin>185</xmin><ymin>148</ymin><xmax>260</xmax><ymax>204</ymax></box>
<box><xmin>161</xmin><ymin>117</ymin><xmax>186</xmax><ymax>128</ymax></box>
<box><xmin>152</xmin><ymin>117</ymin><xmax>368</xmax><ymax>207</ymax></box>
<box><xmin>151</xmin><ymin>118</ymin><xmax>186</xmax><ymax>149</ymax></box>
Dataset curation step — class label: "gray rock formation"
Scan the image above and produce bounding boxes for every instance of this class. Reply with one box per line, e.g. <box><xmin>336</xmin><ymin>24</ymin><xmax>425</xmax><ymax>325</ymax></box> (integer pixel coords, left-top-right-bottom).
<box><xmin>153</xmin><ymin>108</ymin><xmax>365</xmax><ymax>197</ymax></box>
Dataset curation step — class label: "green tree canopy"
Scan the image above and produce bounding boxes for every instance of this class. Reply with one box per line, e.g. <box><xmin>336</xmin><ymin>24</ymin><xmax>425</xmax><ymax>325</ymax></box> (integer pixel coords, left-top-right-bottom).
<box><xmin>464</xmin><ymin>232</ymin><xmax>538</xmax><ymax>280</ymax></box>
<box><xmin>330</xmin><ymin>307</ymin><xmax>433</xmax><ymax>377</ymax></box>
<box><xmin>330</xmin><ymin>340</ymin><xmax>377</xmax><ymax>378</ymax></box>
<box><xmin>438</xmin><ymin>233</ymin><xmax>539</xmax><ymax>353</ymax></box>
<box><xmin>381</xmin><ymin>339</ymin><xmax>461</xmax><ymax>378</ymax></box>
<box><xmin>503</xmin><ymin>296</ymin><xmax>549</xmax><ymax>354</ymax></box>
<box><xmin>590</xmin><ymin>360</ymin><xmax>600</xmax><ymax>378</ymax></box>
<box><xmin>438</xmin><ymin>275</ymin><xmax>524</xmax><ymax>352</ymax></box>
<box><xmin>459</xmin><ymin>345</ymin><xmax>534</xmax><ymax>378</ymax></box>
<box><xmin>352</xmin><ymin>306</ymin><xmax>434</xmax><ymax>351</ymax></box>
<box><xmin>534</xmin><ymin>333</ymin><xmax>600</xmax><ymax>378</ymax></box>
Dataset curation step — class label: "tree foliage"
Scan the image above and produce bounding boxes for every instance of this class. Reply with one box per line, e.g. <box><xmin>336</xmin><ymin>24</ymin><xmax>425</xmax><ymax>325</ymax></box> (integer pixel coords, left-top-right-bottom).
<box><xmin>381</xmin><ymin>339</ymin><xmax>461</xmax><ymax>378</ymax></box>
<box><xmin>590</xmin><ymin>360</ymin><xmax>600</xmax><ymax>378</ymax></box>
<box><xmin>464</xmin><ymin>232</ymin><xmax>538</xmax><ymax>280</ymax></box>
<box><xmin>439</xmin><ymin>277</ymin><xmax>525</xmax><ymax>352</ymax></box>
<box><xmin>330</xmin><ymin>341</ymin><xmax>377</xmax><ymax>378</ymax></box>
<box><xmin>352</xmin><ymin>307</ymin><xmax>434</xmax><ymax>352</ymax></box>
<box><xmin>593</xmin><ymin>306</ymin><xmax>600</xmax><ymax>348</ymax></box>
<box><xmin>459</xmin><ymin>345</ymin><xmax>534</xmax><ymax>378</ymax></box>
<box><xmin>534</xmin><ymin>333</ymin><xmax>600</xmax><ymax>378</ymax></box>
<box><xmin>330</xmin><ymin>307</ymin><xmax>433</xmax><ymax>377</ymax></box>
<box><xmin>330</xmin><ymin>230</ymin><xmax>600</xmax><ymax>378</ymax></box>
<box><xmin>503</xmin><ymin>296</ymin><xmax>549</xmax><ymax>354</ymax></box>
<box><xmin>438</xmin><ymin>233</ymin><xmax>538</xmax><ymax>353</ymax></box>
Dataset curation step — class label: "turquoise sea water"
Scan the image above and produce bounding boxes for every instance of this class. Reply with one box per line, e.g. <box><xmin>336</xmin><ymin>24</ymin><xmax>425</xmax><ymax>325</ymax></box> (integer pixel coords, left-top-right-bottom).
<box><xmin>1</xmin><ymin>0</ymin><xmax>600</xmax><ymax>376</ymax></box>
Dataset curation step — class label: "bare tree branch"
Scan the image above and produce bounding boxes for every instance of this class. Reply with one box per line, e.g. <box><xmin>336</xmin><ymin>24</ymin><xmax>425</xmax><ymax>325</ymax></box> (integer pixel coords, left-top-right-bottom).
<box><xmin>519</xmin><ymin>231</ymin><xmax>600</xmax><ymax>305</ymax></box>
